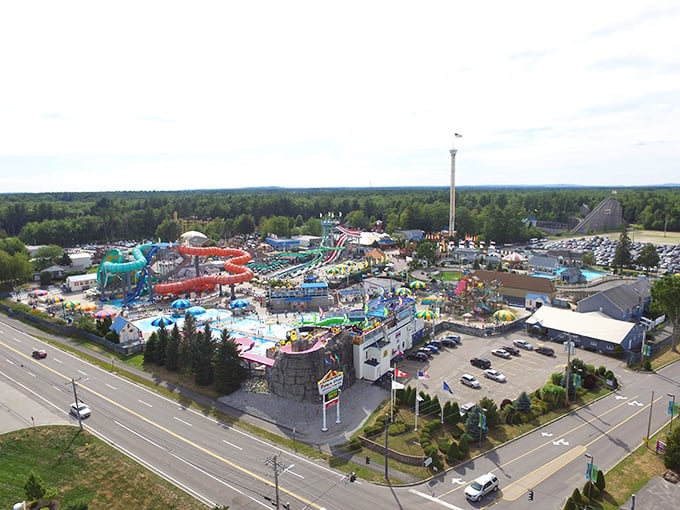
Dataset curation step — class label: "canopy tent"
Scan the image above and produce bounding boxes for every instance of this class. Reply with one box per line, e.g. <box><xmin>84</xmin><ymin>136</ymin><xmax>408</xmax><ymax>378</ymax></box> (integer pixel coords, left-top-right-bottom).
<box><xmin>93</xmin><ymin>309</ymin><xmax>117</xmax><ymax>320</ymax></box>
<box><xmin>409</xmin><ymin>280</ymin><xmax>426</xmax><ymax>290</ymax></box>
<box><xmin>151</xmin><ymin>316</ymin><xmax>175</xmax><ymax>327</ymax></box>
<box><xmin>171</xmin><ymin>298</ymin><xmax>191</xmax><ymax>310</ymax></box>
<box><xmin>395</xmin><ymin>287</ymin><xmax>412</xmax><ymax>297</ymax></box>
<box><xmin>492</xmin><ymin>309</ymin><xmax>517</xmax><ymax>322</ymax></box>
<box><xmin>415</xmin><ymin>309</ymin><xmax>436</xmax><ymax>321</ymax></box>
<box><xmin>64</xmin><ymin>300</ymin><xmax>81</xmax><ymax>310</ymax></box>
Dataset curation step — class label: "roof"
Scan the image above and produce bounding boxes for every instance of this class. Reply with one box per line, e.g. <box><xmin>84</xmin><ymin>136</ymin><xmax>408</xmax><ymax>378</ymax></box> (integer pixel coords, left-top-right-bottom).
<box><xmin>110</xmin><ymin>316</ymin><xmax>141</xmax><ymax>334</ymax></box>
<box><xmin>66</xmin><ymin>273</ymin><xmax>98</xmax><ymax>282</ymax></box>
<box><xmin>526</xmin><ymin>306</ymin><xmax>636</xmax><ymax>344</ymax></box>
<box><xmin>528</xmin><ymin>255</ymin><xmax>559</xmax><ymax>269</ymax></box>
<box><xmin>472</xmin><ymin>270</ymin><xmax>555</xmax><ymax>294</ymax></box>
<box><xmin>365</xmin><ymin>248</ymin><xmax>387</xmax><ymax>260</ymax></box>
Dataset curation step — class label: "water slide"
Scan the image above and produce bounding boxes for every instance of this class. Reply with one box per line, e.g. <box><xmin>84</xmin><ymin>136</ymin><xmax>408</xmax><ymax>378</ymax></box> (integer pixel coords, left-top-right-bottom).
<box><xmin>97</xmin><ymin>244</ymin><xmax>151</xmax><ymax>288</ymax></box>
<box><xmin>154</xmin><ymin>245</ymin><xmax>254</xmax><ymax>296</ymax></box>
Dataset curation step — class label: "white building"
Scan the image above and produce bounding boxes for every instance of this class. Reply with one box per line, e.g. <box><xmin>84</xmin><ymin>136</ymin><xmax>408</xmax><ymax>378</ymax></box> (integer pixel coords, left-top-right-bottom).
<box><xmin>69</xmin><ymin>252</ymin><xmax>93</xmax><ymax>272</ymax></box>
<box><xmin>65</xmin><ymin>274</ymin><xmax>98</xmax><ymax>292</ymax></box>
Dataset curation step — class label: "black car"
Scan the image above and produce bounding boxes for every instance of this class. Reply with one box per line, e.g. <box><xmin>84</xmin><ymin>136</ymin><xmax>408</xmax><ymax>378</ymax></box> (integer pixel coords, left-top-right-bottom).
<box><xmin>443</xmin><ymin>334</ymin><xmax>462</xmax><ymax>345</ymax></box>
<box><xmin>416</xmin><ymin>347</ymin><xmax>434</xmax><ymax>358</ymax></box>
<box><xmin>535</xmin><ymin>346</ymin><xmax>555</xmax><ymax>356</ymax></box>
<box><xmin>407</xmin><ymin>352</ymin><xmax>429</xmax><ymax>362</ymax></box>
<box><xmin>439</xmin><ymin>337</ymin><xmax>458</xmax><ymax>348</ymax></box>
<box><xmin>501</xmin><ymin>345</ymin><xmax>520</xmax><ymax>356</ymax></box>
<box><xmin>470</xmin><ymin>357</ymin><xmax>492</xmax><ymax>369</ymax></box>
<box><xmin>427</xmin><ymin>340</ymin><xmax>443</xmax><ymax>349</ymax></box>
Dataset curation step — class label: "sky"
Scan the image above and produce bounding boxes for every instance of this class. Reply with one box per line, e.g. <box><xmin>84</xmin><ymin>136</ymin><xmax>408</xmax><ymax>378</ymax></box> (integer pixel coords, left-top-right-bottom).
<box><xmin>1</xmin><ymin>1</ymin><xmax>679</xmax><ymax>193</ymax></box>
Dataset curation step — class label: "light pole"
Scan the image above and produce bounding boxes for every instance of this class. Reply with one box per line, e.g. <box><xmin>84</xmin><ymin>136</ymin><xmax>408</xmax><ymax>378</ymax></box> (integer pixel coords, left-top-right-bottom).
<box><xmin>479</xmin><ymin>408</ymin><xmax>487</xmax><ymax>448</ymax></box>
<box><xmin>668</xmin><ymin>393</ymin><xmax>676</xmax><ymax>434</ymax></box>
<box><xmin>584</xmin><ymin>453</ymin><xmax>594</xmax><ymax>500</ymax></box>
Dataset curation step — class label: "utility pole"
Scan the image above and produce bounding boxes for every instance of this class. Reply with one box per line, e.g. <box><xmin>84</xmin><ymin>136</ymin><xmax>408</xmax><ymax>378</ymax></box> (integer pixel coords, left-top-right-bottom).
<box><xmin>264</xmin><ymin>453</ymin><xmax>288</xmax><ymax>510</ymax></box>
<box><xmin>71</xmin><ymin>378</ymin><xmax>82</xmax><ymax>430</ymax></box>
<box><xmin>384</xmin><ymin>414</ymin><xmax>390</xmax><ymax>480</ymax></box>
<box><xmin>563</xmin><ymin>334</ymin><xmax>575</xmax><ymax>406</ymax></box>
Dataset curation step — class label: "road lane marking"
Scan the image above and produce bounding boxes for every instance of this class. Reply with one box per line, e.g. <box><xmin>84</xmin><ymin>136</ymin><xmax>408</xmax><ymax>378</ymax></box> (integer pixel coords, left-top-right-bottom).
<box><xmin>222</xmin><ymin>439</ymin><xmax>243</xmax><ymax>450</ymax></box>
<box><xmin>173</xmin><ymin>416</ymin><xmax>192</xmax><ymax>427</ymax></box>
<box><xmin>77</xmin><ymin>369</ymin><xmax>87</xmax><ymax>376</ymax></box>
<box><xmin>106</xmin><ymin>383</ymin><xmax>117</xmax><ymax>390</ymax></box>
<box><xmin>138</xmin><ymin>399</ymin><xmax>153</xmax><ymax>407</ymax></box>
<box><xmin>115</xmin><ymin>421</ymin><xmax>165</xmax><ymax>450</ymax></box>
<box><xmin>409</xmin><ymin>489</ymin><xmax>465</xmax><ymax>509</ymax></box>
<box><xmin>502</xmin><ymin>445</ymin><xmax>586</xmax><ymax>501</ymax></box>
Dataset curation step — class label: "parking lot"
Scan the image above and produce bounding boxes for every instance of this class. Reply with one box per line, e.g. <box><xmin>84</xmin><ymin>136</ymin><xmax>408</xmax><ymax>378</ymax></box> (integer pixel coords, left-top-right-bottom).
<box><xmin>398</xmin><ymin>328</ymin><xmax>617</xmax><ymax>410</ymax></box>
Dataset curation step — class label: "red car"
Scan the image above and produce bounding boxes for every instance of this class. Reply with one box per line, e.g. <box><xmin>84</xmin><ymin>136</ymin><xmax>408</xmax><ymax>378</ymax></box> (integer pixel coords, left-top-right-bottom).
<box><xmin>32</xmin><ymin>349</ymin><xmax>47</xmax><ymax>359</ymax></box>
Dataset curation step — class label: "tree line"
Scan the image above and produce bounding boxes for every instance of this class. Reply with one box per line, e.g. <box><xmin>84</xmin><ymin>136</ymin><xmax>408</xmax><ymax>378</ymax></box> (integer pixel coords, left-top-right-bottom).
<box><xmin>1</xmin><ymin>186</ymin><xmax>679</xmax><ymax>248</ymax></box>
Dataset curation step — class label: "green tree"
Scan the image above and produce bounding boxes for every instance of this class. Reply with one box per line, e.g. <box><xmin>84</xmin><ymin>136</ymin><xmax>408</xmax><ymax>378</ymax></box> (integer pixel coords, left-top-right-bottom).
<box><xmin>234</xmin><ymin>214</ymin><xmax>256</xmax><ymax>236</ymax></box>
<box><xmin>478</xmin><ymin>397</ymin><xmax>500</xmax><ymax>428</ymax></box>
<box><xmin>446</xmin><ymin>440</ymin><xmax>461</xmax><ymax>463</ymax></box>
<box><xmin>213</xmin><ymin>329</ymin><xmax>246</xmax><ymax>394</ymax></box>
<box><xmin>180</xmin><ymin>312</ymin><xmax>197</xmax><ymax>371</ymax></box>
<box><xmin>663</xmin><ymin>423</ymin><xmax>680</xmax><ymax>471</ymax></box>
<box><xmin>514</xmin><ymin>391</ymin><xmax>532</xmax><ymax>413</ymax></box>
<box><xmin>636</xmin><ymin>243</ymin><xmax>660</xmax><ymax>271</ymax></box>
<box><xmin>650</xmin><ymin>275</ymin><xmax>680</xmax><ymax>352</ymax></box>
<box><xmin>581</xmin><ymin>251</ymin><xmax>595</xmax><ymax>266</ymax></box>
<box><xmin>165</xmin><ymin>324</ymin><xmax>180</xmax><ymax>371</ymax></box>
<box><xmin>155</xmin><ymin>219</ymin><xmax>182</xmax><ymax>242</ymax></box>
<box><xmin>24</xmin><ymin>470</ymin><xmax>47</xmax><ymax>501</ymax></box>
<box><xmin>143</xmin><ymin>333</ymin><xmax>157</xmax><ymax>364</ymax></box>
<box><xmin>154</xmin><ymin>323</ymin><xmax>168</xmax><ymax>366</ymax></box>
<box><xmin>465</xmin><ymin>406</ymin><xmax>485</xmax><ymax>442</ymax></box>
<box><xmin>192</xmin><ymin>324</ymin><xmax>215</xmax><ymax>386</ymax></box>
<box><xmin>34</xmin><ymin>244</ymin><xmax>65</xmax><ymax>272</ymax></box>
<box><xmin>612</xmin><ymin>227</ymin><xmax>632</xmax><ymax>270</ymax></box>
<box><xmin>415</xmin><ymin>240</ymin><xmax>439</xmax><ymax>267</ymax></box>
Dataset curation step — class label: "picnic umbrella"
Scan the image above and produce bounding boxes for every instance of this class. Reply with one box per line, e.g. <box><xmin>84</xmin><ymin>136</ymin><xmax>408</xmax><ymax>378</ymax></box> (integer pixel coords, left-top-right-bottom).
<box><xmin>395</xmin><ymin>287</ymin><xmax>412</xmax><ymax>296</ymax></box>
<box><xmin>28</xmin><ymin>289</ymin><xmax>48</xmax><ymax>297</ymax></box>
<box><xmin>94</xmin><ymin>309</ymin><xmax>117</xmax><ymax>320</ymax></box>
<box><xmin>186</xmin><ymin>305</ymin><xmax>206</xmax><ymax>316</ymax></box>
<box><xmin>409</xmin><ymin>281</ymin><xmax>426</xmax><ymax>290</ymax></box>
<box><xmin>171</xmin><ymin>298</ymin><xmax>191</xmax><ymax>310</ymax></box>
<box><xmin>492</xmin><ymin>309</ymin><xmax>516</xmax><ymax>322</ymax></box>
<box><xmin>77</xmin><ymin>303</ymin><xmax>96</xmax><ymax>312</ymax></box>
<box><xmin>64</xmin><ymin>300</ymin><xmax>81</xmax><ymax>310</ymax></box>
<box><xmin>415</xmin><ymin>309</ymin><xmax>436</xmax><ymax>321</ymax></box>
<box><xmin>462</xmin><ymin>312</ymin><xmax>474</xmax><ymax>319</ymax></box>
<box><xmin>229</xmin><ymin>299</ymin><xmax>250</xmax><ymax>309</ymax></box>
<box><xmin>47</xmin><ymin>295</ymin><xmax>65</xmax><ymax>303</ymax></box>
<box><xmin>326</xmin><ymin>266</ymin><xmax>341</xmax><ymax>274</ymax></box>
<box><xmin>151</xmin><ymin>316</ymin><xmax>175</xmax><ymax>327</ymax></box>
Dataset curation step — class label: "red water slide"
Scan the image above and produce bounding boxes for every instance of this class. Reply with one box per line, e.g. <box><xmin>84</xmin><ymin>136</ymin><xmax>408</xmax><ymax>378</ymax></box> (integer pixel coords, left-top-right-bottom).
<box><xmin>154</xmin><ymin>245</ymin><xmax>254</xmax><ymax>296</ymax></box>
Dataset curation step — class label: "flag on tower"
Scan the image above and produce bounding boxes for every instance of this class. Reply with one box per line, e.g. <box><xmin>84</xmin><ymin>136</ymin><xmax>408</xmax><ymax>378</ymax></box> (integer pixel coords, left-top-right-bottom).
<box><xmin>442</xmin><ymin>380</ymin><xmax>453</xmax><ymax>394</ymax></box>
<box><xmin>417</xmin><ymin>370</ymin><xmax>430</xmax><ymax>380</ymax></box>
<box><xmin>391</xmin><ymin>379</ymin><xmax>405</xmax><ymax>391</ymax></box>
<box><xmin>454</xmin><ymin>133</ymin><xmax>463</xmax><ymax>138</ymax></box>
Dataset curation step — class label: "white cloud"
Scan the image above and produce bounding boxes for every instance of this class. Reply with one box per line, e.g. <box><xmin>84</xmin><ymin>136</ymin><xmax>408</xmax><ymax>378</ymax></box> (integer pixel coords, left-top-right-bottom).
<box><xmin>1</xmin><ymin>1</ymin><xmax>679</xmax><ymax>191</ymax></box>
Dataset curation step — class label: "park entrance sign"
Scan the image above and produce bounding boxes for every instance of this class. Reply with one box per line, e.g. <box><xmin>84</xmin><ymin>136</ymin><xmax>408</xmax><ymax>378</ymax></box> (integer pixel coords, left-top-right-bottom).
<box><xmin>317</xmin><ymin>370</ymin><xmax>344</xmax><ymax>431</ymax></box>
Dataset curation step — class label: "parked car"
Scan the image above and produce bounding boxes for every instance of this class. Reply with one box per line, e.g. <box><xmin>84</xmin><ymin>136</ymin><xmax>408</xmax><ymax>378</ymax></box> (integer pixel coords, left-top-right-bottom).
<box><xmin>439</xmin><ymin>337</ymin><xmax>458</xmax><ymax>348</ymax></box>
<box><xmin>465</xmin><ymin>472</ymin><xmax>499</xmax><ymax>502</ymax></box>
<box><xmin>513</xmin><ymin>339</ymin><xmax>534</xmax><ymax>350</ymax></box>
<box><xmin>484</xmin><ymin>369</ymin><xmax>507</xmax><ymax>382</ymax></box>
<box><xmin>501</xmin><ymin>345</ymin><xmax>520</xmax><ymax>356</ymax></box>
<box><xmin>422</xmin><ymin>344</ymin><xmax>439</xmax><ymax>353</ymax></box>
<box><xmin>416</xmin><ymin>348</ymin><xmax>433</xmax><ymax>358</ymax></box>
<box><xmin>443</xmin><ymin>334</ymin><xmax>462</xmax><ymax>345</ymax></box>
<box><xmin>470</xmin><ymin>357</ymin><xmax>492</xmax><ymax>369</ymax></box>
<box><xmin>406</xmin><ymin>352</ymin><xmax>429</xmax><ymax>362</ymax></box>
<box><xmin>427</xmin><ymin>340</ymin><xmax>443</xmax><ymax>349</ymax></box>
<box><xmin>32</xmin><ymin>349</ymin><xmax>47</xmax><ymax>359</ymax></box>
<box><xmin>460</xmin><ymin>373</ymin><xmax>481</xmax><ymax>388</ymax></box>
<box><xmin>491</xmin><ymin>348</ymin><xmax>511</xmax><ymax>359</ymax></box>
<box><xmin>459</xmin><ymin>402</ymin><xmax>477</xmax><ymax>416</ymax></box>
<box><xmin>535</xmin><ymin>346</ymin><xmax>555</xmax><ymax>356</ymax></box>
<box><xmin>70</xmin><ymin>402</ymin><xmax>91</xmax><ymax>419</ymax></box>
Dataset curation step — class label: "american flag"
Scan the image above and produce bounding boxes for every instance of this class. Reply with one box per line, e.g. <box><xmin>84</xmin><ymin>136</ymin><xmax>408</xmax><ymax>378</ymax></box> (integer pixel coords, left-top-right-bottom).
<box><xmin>417</xmin><ymin>370</ymin><xmax>430</xmax><ymax>380</ymax></box>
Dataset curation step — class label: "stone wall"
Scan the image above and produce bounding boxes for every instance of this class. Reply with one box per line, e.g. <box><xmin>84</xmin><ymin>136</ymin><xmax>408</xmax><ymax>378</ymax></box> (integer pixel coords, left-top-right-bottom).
<box><xmin>269</xmin><ymin>330</ymin><xmax>357</xmax><ymax>402</ymax></box>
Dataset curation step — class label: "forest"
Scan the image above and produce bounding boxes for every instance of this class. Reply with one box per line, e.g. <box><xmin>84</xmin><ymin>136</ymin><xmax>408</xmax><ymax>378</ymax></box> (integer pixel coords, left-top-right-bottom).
<box><xmin>1</xmin><ymin>186</ymin><xmax>679</xmax><ymax>248</ymax></box>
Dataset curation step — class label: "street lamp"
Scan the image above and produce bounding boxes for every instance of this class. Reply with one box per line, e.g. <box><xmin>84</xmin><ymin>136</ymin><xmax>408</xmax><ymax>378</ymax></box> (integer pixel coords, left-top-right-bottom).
<box><xmin>668</xmin><ymin>393</ymin><xmax>676</xmax><ymax>434</ymax></box>
<box><xmin>479</xmin><ymin>408</ymin><xmax>487</xmax><ymax>448</ymax></box>
<box><xmin>584</xmin><ymin>453</ymin><xmax>594</xmax><ymax>500</ymax></box>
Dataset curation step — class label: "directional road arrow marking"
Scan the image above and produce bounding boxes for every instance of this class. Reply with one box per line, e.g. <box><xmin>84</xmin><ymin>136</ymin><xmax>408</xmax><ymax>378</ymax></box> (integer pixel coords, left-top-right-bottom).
<box><xmin>552</xmin><ymin>438</ymin><xmax>570</xmax><ymax>446</ymax></box>
<box><xmin>451</xmin><ymin>477</ymin><xmax>466</xmax><ymax>485</ymax></box>
<box><xmin>615</xmin><ymin>395</ymin><xmax>629</xmax><ymax>400</ymax></box>
<box><xmin>628</xmin><ymin>400</ymin><xmax>644</xmax><ymax>407</ymax></box>
<box><xmin>541</xmin><ymin>432</ymin><xmax>554</xmax><ymax>437</ymax></box>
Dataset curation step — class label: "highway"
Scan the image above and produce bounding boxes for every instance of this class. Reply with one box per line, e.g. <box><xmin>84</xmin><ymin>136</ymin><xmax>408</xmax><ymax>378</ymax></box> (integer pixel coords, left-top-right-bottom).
<box><xmin>2</xmin><ymin>315</ymin><xmax>679</xmax><ymax>509</ymax></box>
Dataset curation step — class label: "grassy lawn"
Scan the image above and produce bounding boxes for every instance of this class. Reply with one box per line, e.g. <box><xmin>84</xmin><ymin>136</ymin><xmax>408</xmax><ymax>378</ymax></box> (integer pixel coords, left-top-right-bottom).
<box><xmin>0</xmin><ymin>426</ymin><xmax>206</xmax><ymax>510</ymax></box>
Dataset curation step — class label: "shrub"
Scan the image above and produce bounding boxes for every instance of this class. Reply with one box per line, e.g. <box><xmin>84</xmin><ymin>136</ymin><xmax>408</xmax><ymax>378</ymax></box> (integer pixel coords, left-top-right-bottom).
<box><xmin>458</xmin><ymin>435</ymin><xmax>470</xmax><ymax>457</ymax></box>
<box><xmin>499</xmin><ymin>398</ymin><xmax>513</xmax><ymax>410</ymax></box>
<box><xmin>514</xmin><ymin>391</ymin><xmax>532</xmax><ymax>413</ymax></box>
<box><xmin>550</xmin><ymin>372</ymin><xmax>563</xmax><ymax>385</ymax></box>
<box><xmin>388</xmin><ymin>421</ymin><xmax>409</xmax><ymax>435</ymax></box>
<box><xmin>595</xmin><ymin>469</ymin><xmax>606</xmax><ymax>491</ymax></box>
<box><xmin>438</xmin><ymin>439</ymin><xmax>451</xmax><ymax>454</ymax></box>
<box><xmin>446</xmin><ymin>441</ymin><xmax>461</xmax><ymax>463</ymax></box>
<box><xmin>644</xmin><ymin>360</ymin><xmax>652</xmax><ymax>371</ymax></box>
<box><xmin>597</xmin><ymin>366</ymin><xmax>606</xmax><ymax>376</ymax></box>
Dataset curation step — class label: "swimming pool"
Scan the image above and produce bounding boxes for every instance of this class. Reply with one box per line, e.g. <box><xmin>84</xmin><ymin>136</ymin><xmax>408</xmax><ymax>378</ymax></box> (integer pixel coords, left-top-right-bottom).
<box><xmin>133</xmin><ymin>310</ymin><xmax>290</xmax><ymax>357</ymax></box>
<box><xmin>532</xmin><ymin>268</ymin><xmax>609</xmax><ymax>281</ymax></box>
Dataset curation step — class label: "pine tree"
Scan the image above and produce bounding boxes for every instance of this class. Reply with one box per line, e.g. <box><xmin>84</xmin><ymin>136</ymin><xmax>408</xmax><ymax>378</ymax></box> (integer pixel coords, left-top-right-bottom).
<box><xmin>165</xmin><ymin>324</ymin><xmax>180</xmax><ymax>371</ymax></box>
<box><xmin>143</xmin><ymin>332</ymin><xmax>157</xmax><ymax>364</ymax></box>
<box><xmin>24</xmin><ymin>470</ymin><xmax>46</xmax><ymax>501</ymax></box>
<box><xmin>213</xmin><ymin>329</ymin><xmax>246</xmax><ymax>395</ymax></box>
<box><xmin>154</xmin><ymin>323</ymin><xmax>168</xmax><ymax>366</ymax></box>
<box><xmin>514</xmin><ymin>391</ymin><xmax>532</xmax><ymax>413</ymax></box>
<box><xmin>192</xmin><ymin>327</ymin><xmax>215</xmax><ymax>386</ymax></box>
<box><xmin>179</xmin><ymin>312</ymin><xmax>197</xmax><ymax>372</ymax></box>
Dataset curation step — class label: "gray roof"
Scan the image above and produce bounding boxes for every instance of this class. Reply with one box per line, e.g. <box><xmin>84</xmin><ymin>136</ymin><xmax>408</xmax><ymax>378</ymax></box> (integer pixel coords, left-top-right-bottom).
<box><xmin>526</xmin><ymin>306</ymin><xmax>635</xmax><ymax>344</ymax></box>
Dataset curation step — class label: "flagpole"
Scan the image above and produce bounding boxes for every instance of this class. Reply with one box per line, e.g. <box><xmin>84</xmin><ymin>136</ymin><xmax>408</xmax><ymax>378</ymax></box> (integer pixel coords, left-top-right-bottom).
<box><xmin>415</xmin><ymin>377</ymin><xmax>419</xmax><ymax>431</ymax></box>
